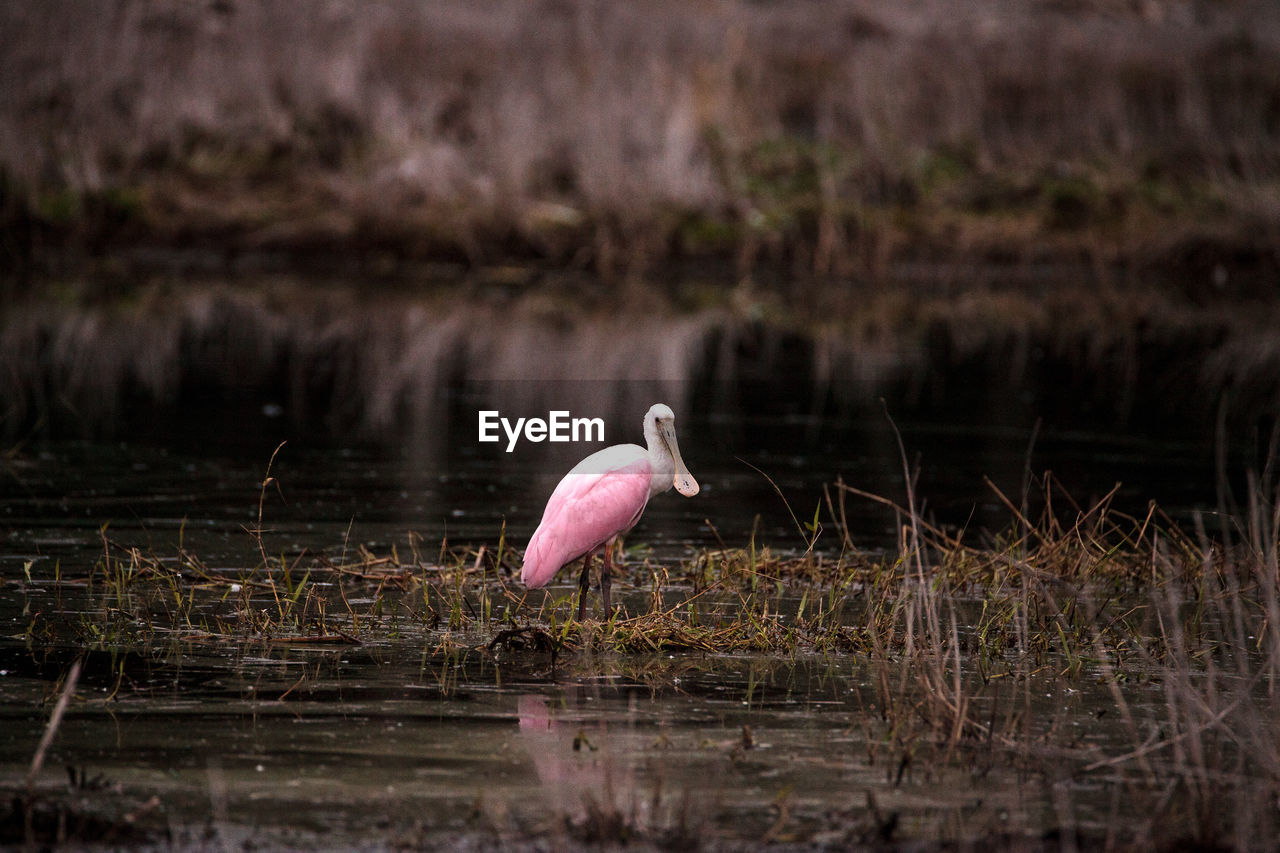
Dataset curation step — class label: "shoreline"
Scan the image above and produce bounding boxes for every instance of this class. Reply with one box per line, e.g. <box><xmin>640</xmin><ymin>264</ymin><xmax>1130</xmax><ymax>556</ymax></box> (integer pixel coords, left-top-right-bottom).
<box><xmin>3</xmin><ymin>0</ymin><xmax>1278</xmax><ymax>292</ymax></box>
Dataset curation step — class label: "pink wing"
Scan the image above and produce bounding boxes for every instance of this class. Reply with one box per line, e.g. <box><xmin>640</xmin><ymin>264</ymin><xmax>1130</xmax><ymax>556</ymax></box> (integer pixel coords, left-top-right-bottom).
<box><xmin>521</xmin><ymin>456</ymin><xmax>652</xmax><ymax>588</ymax></box>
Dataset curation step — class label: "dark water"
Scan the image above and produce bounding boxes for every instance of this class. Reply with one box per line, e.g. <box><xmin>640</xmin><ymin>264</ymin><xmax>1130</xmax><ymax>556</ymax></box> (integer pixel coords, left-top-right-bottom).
<box><xmin>0</xmin><ymin>386</ymin><xmax>1254</xmax><ymax>848</ymax></box>
<box><xmin>1</xmin><ymin>384</ymin><xmax>1233</xmax><ymax>581</ymax></box>
<box><xmin>0</xmin><ymin>632</ymin><xmax>1165</xmax><ymax>849</ymax></box>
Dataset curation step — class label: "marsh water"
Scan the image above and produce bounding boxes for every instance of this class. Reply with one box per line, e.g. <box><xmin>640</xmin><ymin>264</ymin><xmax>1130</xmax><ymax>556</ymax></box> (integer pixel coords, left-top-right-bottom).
<box><xmin>0</xmin><ymin>383</ymin><xmax>1255</xmax><ymax>848</ymax></box>
<box><xmin>2</xmin><ymin>384</ymin><xmax>1232</xmax><ymax>572</ymax></box>
<box><xmin>0</xmin><ymin>627</ymin><xmax>1167</xmax><ymax>849</ymax></box>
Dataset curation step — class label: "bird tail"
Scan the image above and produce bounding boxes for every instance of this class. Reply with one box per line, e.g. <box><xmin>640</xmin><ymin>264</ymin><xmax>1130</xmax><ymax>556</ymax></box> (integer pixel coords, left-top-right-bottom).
<box><xmin>521</xmin><ymin>526</ymin><xmax>560</xmax><ymax>588</ymax></box>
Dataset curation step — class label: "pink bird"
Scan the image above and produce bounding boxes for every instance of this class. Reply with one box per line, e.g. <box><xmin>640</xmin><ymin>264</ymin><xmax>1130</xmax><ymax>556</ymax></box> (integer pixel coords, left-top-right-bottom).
<box><xmin>522</xmin><ymin>403</ymin><xmax>700</xmax><ymax>620</ymax></box>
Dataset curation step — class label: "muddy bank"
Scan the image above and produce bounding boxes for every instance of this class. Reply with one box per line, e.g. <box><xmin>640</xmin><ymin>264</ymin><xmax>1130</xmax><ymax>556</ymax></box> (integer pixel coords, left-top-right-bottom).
<box><xmin>3</xmin><ymin>274</ymin><xmax>1278</xmax><ymax>448</ymax></box>
<box><xmin>2</xmin><ymin>0</ymin><xmax>1279</xmax><ymax>280</ymax></box>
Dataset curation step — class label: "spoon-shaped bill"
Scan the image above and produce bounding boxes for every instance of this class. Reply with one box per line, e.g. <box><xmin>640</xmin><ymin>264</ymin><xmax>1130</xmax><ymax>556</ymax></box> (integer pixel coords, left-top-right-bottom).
<box><xmin>660</xmin><ymin>421</ymin><xmax>699</xmax><ymax>497</ymax></box>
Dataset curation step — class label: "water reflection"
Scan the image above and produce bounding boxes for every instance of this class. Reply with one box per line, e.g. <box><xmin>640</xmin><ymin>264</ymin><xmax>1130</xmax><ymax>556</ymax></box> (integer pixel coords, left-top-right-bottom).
<box><xmin>516</xmin><ymin>693</ymin><xmax>616</xmax><ymax>826</ymax></box>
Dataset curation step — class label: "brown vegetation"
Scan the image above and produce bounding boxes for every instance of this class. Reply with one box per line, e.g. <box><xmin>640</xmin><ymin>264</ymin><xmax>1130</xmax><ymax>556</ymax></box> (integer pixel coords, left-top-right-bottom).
<box><xmin>2</xmin><ymin>0</ymin><xmax>1279</xmax><ymax>282</ymax></box>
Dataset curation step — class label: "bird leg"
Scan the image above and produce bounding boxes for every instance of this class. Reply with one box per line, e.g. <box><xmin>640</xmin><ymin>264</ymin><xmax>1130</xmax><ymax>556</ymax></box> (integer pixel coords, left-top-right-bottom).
<box><xmin>600</xmin><ymin>541</ymin><xmax>613</xmax><ymax>619</ymax></box>
<box><xmin>577</xmin><ymin>552</ymin><xmax>593</xmax><ymax>622</ymax></box>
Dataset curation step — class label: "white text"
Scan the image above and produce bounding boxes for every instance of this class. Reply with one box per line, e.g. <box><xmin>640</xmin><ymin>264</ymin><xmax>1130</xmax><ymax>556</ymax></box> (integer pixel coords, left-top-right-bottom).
<box><xmin>478</xmin><ymin>410</ymin><xmax>605</xmax><ymax>452</ymax></box>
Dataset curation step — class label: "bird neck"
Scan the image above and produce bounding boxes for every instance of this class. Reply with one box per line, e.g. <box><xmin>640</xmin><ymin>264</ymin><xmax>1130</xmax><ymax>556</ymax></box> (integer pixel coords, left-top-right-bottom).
<box><xmin>644</xmin><ymin>419</ymin><xmax>674</xmax><ymax>497</ymax></box>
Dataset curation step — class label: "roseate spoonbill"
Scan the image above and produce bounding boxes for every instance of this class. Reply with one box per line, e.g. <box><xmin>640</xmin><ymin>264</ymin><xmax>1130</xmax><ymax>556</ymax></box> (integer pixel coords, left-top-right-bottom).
<box><xmin>522</xmin><ymin>403</ymin><xmax>699</xmax><ymax>619</ymax></box>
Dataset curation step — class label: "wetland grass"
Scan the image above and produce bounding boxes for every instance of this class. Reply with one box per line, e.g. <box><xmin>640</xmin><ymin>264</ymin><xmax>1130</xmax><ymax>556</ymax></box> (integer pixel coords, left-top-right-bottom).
<box><xmin>14</xmin><ymin>458</ymin><xmax>1274</xmax><ymax>666</ymax></box>
<box><xmin>9</xmin><ymin>449</ymin><xmax>1280</xmax><ymax>848</ymax></box>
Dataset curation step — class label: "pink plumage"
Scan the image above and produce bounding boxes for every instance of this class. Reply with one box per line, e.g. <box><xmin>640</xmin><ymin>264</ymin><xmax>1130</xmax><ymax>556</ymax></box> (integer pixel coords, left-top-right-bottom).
<box><xmin>520</xmin><ymin>403</ymin><xmax>699</xmax><ymax>619</ymax></box>
<box><xmin>521</xmin><ymin>452</ymin><xmax>651</xmax><ymax>589</ymax></box>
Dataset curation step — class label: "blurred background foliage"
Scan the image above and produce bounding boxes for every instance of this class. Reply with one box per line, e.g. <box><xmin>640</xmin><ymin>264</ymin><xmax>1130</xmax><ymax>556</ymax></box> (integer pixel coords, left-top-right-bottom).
<box><xmin>1</xmin><ymin>0</ymin><xmax>1278</xmax><ymax>445</ymax></box>
<box><xmin>1</xmin><ymin>0</ymin><xmax>1277</xmax><ymax>286</ymax></box>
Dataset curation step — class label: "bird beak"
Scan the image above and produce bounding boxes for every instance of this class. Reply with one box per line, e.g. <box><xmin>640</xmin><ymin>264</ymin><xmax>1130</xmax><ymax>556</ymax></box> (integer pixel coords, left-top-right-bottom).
<box><xmin>660</xmin><ymin>422</ymin><xmax>700</xmax><ymax>497</ymax></box>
